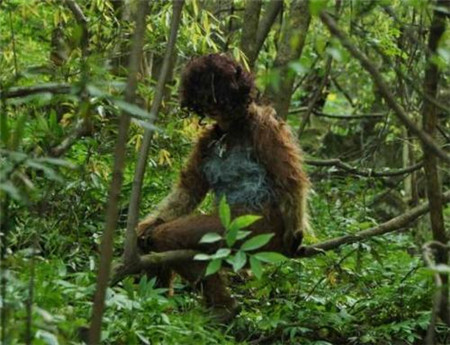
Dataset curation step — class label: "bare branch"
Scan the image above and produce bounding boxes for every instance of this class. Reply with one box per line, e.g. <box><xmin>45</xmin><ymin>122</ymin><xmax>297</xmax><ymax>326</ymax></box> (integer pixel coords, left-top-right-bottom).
<box><xmin>312</xmin><ymin>111</ymin><xmax>386</xmax><ymax>120</ymax></box>
<box><xmin>1</xmin><ymin>83</ymin><xmax>71</xmax><ymax>99</ymax></box>
<box><xmin>297</xmin><ymin>190</ymin><xmax>450</xmax><ymax>258</ymax></box>
<box><xmin>320</xmin><ymin>11</ymin><xmax>450</xmax><ymax>165</ymax></box>
<box><xmin>50</xmin><ymin>119</ymin><xmax>91</xmax><ymax>157</ymax></box>
<box><xmin>305</xmin><ymin>159</ymin><xmax>423</xmax><ymax>177</ymax></box>
<box><xmin>111</xmin><ymin>250</ymin><xmax>197</xmax><ymax>286</ymax></box>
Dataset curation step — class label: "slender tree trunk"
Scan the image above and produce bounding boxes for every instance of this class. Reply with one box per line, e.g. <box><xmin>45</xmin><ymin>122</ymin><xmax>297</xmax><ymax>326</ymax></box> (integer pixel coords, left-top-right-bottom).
<box><xmin>264</xmin><ymin>0</ymin><xmax>311</xmax><ymax>119</ymax></box>
<box><xmin>88</xmin><ymin>2</ymin><xmax>150</xmax><ymax>343</ymax></box>
<box><xmin>239</xmin><ymin>0</ymin><xmax>262</xmax><ymax>68</ymax></box>
<box><xmin>422</xmin><ymin>0</ymin><xmax>450</xmax><ymax>326</ymax></box>
<box><xmin>252</xmin><ymin>0</ymin><xmax>283</xmax><ymax>69</ymax></box>
<box><xmin>123</xmin><ymin>0</ymin><xmax>184</xmax><ymax>266</ymax></box>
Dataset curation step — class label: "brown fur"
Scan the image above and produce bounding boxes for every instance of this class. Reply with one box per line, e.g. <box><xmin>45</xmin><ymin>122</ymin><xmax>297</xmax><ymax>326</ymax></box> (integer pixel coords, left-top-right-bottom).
<box><xmin>137</xmin><ymin>54</ymin><xmax>309</xmax><ymax>317</ymax></box>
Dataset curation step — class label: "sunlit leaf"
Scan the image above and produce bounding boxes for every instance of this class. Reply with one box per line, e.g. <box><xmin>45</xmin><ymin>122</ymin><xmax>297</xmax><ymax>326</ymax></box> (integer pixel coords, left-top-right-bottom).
<box><xmin>241</xmin><ymin>233</ymin><xmax>274</xmax><ymax>251</ymax></box>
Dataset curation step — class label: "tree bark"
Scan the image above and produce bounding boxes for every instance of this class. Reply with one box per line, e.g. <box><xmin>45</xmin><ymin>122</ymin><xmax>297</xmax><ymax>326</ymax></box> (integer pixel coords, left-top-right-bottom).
<box><xmin>88</xmin><ymin>1</ymin><xmax>150</xmax><ymax>343</ymax></box>
<box><xmin>123</xmin><ymin>0</ymin><xmax>184</xmax><ymax>266</ymax></box>
<box><xmin>239</xmin><ymin>0</ymin><xmax>262</xmax><ymax>68</ymax></box>
<box><xmin>421</xmin><ymin>0</ymin><xmax>450</xmax><ymax>326</ymax></box>
<box><xmin>239</xmin><ymin>0</ymin><xmax>283</xmax><ymax>70</ymax></box>
<box><xmin>264</xmin><ymin>0</ymin><xmax>311</xmax><ymax>119</ymax></box>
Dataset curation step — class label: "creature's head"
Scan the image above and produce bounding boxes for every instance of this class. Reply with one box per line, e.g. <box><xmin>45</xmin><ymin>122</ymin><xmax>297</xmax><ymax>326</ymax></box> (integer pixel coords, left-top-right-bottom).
<box><xmin>180</xmin><ymin>54</ymin><xmax>254</xmax><ymax>123</ymax></box>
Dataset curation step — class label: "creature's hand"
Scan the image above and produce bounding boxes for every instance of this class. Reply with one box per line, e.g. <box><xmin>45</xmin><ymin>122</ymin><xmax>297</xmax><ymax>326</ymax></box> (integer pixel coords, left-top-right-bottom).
<box><xmin>136</xmin><ymin>216</ymin><xmax>164</xmax><ymax>238</ymax></box>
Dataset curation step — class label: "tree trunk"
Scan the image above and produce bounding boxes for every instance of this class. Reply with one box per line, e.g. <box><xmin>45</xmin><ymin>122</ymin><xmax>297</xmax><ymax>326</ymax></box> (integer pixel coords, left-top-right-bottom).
<box><xmin>264</xmin><ymin>0</ymin><xmax>311</xmax><ymax>119</ymax></box>
<box><xmin>239</xmin><ymin>0</ymin><xmax>262</xmax><ymax>68</ymax></box>
<box><xmin>123</xmin><ymin>0</ymin><xmax>184</xmax><ymax>266</ymax></box>
<box><xmin>421</xmin><ymin>0</ymin><xmax>450</xmax><ymax>326</ymax></box>
<box><xmin>88</xmin><ymin>1</ymin><xmax>150</xmax><ymax>343</ymax></box>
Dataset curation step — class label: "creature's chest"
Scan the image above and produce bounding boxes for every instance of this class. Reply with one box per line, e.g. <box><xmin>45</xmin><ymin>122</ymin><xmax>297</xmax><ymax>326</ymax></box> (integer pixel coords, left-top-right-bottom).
<box><xmin>201</xmin><ymin>135</ymin><xmax>274</xmax><ymax>209</ymax></box>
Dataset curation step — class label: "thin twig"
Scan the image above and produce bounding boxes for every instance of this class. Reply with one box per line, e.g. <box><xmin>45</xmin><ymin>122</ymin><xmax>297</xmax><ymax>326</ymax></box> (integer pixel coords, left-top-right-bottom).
<box><xmin>320</xmin><ymin>11</ymin><xmax>450</xmax><ymax>165</ymax></box>
<box><xmin>305</xmin><ymin>159</ymin><xmax>423</xmax><ymax>177</ymax></box>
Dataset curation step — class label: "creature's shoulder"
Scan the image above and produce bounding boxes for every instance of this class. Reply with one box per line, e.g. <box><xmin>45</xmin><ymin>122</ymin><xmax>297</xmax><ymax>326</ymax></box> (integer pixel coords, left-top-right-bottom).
<box><xmin>248</xmin><ymin>102</ymin><xmax>284</xmax><ymax>131</ymax></box>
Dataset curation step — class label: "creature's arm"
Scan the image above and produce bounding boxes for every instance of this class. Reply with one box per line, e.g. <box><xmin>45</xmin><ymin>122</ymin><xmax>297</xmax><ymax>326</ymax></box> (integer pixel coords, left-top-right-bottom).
<box><xmin>137</xmin><ymin>131</ymin><xmax>211</xmax><ymax>235</ymax></box>
<box><xmin>251</xmin><ymin>105</ymin><xmax>310</xmax><ymax>255</ymax></box>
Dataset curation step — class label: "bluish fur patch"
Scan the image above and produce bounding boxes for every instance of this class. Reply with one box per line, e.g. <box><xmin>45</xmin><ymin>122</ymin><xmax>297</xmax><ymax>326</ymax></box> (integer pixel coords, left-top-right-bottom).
<box><xmin>202</xmin><ymin>143</ymin><xmax>274</xmax><ymax>210</ymax></box>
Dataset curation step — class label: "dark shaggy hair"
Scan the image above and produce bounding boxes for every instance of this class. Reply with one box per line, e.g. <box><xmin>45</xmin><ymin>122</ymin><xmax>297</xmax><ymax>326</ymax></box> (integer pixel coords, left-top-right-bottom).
<box><xmin>179</xmin><ymin>54</ymin><xmax>254</xmax><ymax>118</ymax></box>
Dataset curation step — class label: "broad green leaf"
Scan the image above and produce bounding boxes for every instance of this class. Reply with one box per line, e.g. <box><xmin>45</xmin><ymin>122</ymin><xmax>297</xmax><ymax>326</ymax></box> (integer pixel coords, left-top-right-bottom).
<box><xmin>205</xmin><ymin>259</ymin><xmax>222</xmax><ymax>276</ymax></box>
<box><xmin>249</xmin><ymin>256</ymin><xmax>263</xmax><ymax>279</ymax></box>
<box><xmin>211</xmin><ymin>248</ymin><xmax>231</xmax><ymax>259</ymax></box>
<box><xmin>194</xmin><ymin>253</ymin><xmax>211</xmax><ymax>261</ymax></box>
<box><xmin>229</xmin><ymin>214</ymin><xmax>261</xmax><ymax>230</ymax></box>
<box><xmin>236</xmin><ymin>230</ymin><xmax>252</xmax><ymax>241</ymax></box>
<box><xmin>254</xmin><ymin>252</ymin><xmax>287</xmax><ymax>264</ymax></box>
<box><xmin>219</xmin><ymin>195</ymin><xmax>231</xmax><ymax>229</ymax></box>
<box><xmin>241</xmin><ymin>233</ymin><xmax>274</xmax><ymax>251</ymax></box>
<box><xmin>199</xmin><ymin>232</ymin><xmax>223</xmax><ymax>244</ymax></box>
<box><xmin>231</xmin><ymin>250</ymin><xmax>247</xmax><ymax>272</ymax></box>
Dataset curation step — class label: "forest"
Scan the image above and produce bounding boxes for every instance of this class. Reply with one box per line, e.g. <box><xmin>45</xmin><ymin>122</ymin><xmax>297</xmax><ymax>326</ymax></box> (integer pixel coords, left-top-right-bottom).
<box><xmin>1</xmin><ymin>0</ymin><xmax>450</xmax><ymax>344</ymax></box>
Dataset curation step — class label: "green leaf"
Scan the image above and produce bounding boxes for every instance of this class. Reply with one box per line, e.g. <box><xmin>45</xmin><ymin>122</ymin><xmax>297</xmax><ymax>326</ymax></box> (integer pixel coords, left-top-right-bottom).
<box><xmin>25</xmin><ymin>161</ymin><xmax>62</xmax><ymax>182</ymax></box>
<box><xmin>0</xmin><ymin>182</ymin><xmax>22</xmax><ymax>201</ymax></box>
<box><xmin>229</xmin><ymin>214</ymin><xmax>261</xmax><ymax>230</ymax></box>
<box><xmin>219</xmin><ymin>196</ymin><xmax>231</xmax><ymax>229</ymax></box>
<box><xmin>211</xmin><ymin>248</ymin><xmax>231</xmax><ymax>259</ymax></box>
<box><xmin>194</xmin><ymin>254</ymin><xmax>211</xmax><ymax>261</ymax></box>
<box><xmin>254</xmin><ymin>252</ymin><xmax>287</xmax><ymax>264</ymax></box>
<box><xmin>131</xmin><ymin>118</ymin><xmax>158</xmax><ymax>131</ymax></box>
<box><xmin>236</xmin><ymin>230</ymin><xmax>252</xmax><ymax>240</ymax></box>
<box><xmin>249</xmin><ymin>256</ymin><xmax>263</xmax><ymax>279</ymax></box>
<box><xmin>226</xmin><ymin>222</ymin><xmax>239</xmax><ymax>247</ymax></box>
<box><xmin>199</xmin><ymin>232</ymin><xmax>223</xmax><ymax>244</ymax></box>
<box><xmin>231</xmin><ymin>250</ymin><xmax>247</xmax><ymax>272</ymax></box>
<box><xmin>114</xmin><ymin>100</ymin><xmax>154</xmax><ymax>119</ymax></box>
<box><xmin>241</xmin><ymin>233</ymin><xmax>274</xmax><ymax>251</ymax></box>
<box><xmin>205</xmin><ymin>259</ymin><xmax>222</xmax><ymax>276</ymax></box>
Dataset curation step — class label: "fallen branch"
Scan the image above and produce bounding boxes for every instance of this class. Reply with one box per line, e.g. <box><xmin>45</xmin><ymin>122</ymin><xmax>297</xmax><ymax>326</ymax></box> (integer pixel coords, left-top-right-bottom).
<box><xmin>1</xmin><ymin>83</ymin><xmax>72</xmax><ymax>99</ymax></box>
<box><xmin>305</xmin><ymin>159</ymin><xmax>423</xmax><ymax>177</ymax></box>
<box><xmin>298</xmin><ymin>190</ymin><xmax>450</xmax><ymax>258</ymax></box>
<box><xmin>50</xmin><ymin>119</ymin><xmax>91</xmax><ymax>157</ymax></box>
<box><xmin>111</xmin><ymin>250</ymin><xmax>197</xmax><ymax>286</ymax></box>
<box><xmin>320</xmin><ymin>11</ymin><xmax>450</xmax><ymax>165</ymax></box>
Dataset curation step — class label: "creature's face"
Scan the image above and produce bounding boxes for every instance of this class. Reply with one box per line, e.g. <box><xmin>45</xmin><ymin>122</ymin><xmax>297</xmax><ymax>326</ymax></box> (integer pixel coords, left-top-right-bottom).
<box><xmin>180</xmin><ymin>54</ymin><xmax>254</xmax><ymax>125</ymax></box>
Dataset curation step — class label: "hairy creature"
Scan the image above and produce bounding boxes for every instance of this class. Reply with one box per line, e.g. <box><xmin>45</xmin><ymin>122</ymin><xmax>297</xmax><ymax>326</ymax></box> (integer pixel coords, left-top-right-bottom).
<box><xmin>137</xmin><ymin>53</ymin><xmax>310</xmax><ymax>321</ymax></box>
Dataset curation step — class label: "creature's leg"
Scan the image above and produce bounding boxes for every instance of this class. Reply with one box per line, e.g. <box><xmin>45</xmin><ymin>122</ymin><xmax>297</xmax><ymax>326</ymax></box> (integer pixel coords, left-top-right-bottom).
<box><xmin>141</xmin><ymin>215</ymin><xmax>237</xmax><ymax>318</ymax></box>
